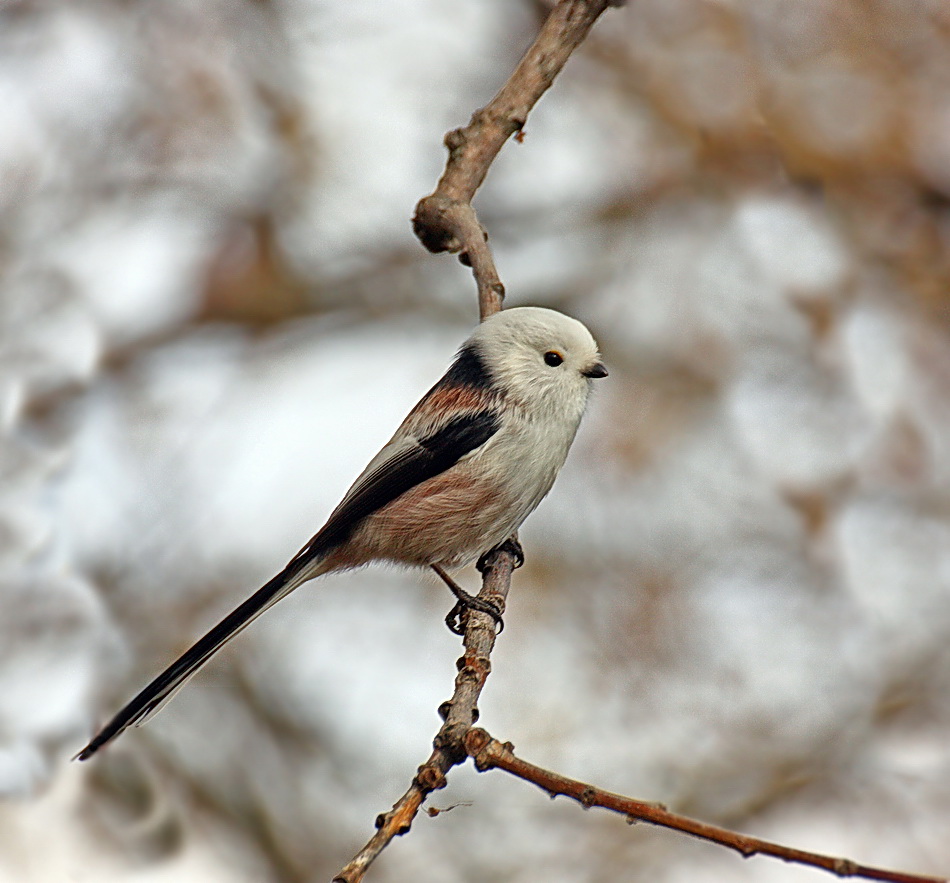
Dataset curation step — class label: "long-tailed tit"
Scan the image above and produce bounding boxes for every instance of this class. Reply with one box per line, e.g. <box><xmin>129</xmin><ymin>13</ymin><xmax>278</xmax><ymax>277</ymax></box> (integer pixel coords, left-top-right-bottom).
<box><xmin>77</xmin><ymin>307</ymin><xmax>606</xmax><ymax>759</ymax></box>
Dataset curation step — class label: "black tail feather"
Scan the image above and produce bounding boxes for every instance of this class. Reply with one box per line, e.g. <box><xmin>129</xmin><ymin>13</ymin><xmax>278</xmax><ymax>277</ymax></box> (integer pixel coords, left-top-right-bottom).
<box><xmin>76</xmin><ymin>564</ymin><xmax>306</xmax><ymax>761</ymax></box>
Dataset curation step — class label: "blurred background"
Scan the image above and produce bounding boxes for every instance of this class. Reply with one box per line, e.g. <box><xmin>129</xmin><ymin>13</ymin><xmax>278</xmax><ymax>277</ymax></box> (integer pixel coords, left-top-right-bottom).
<box><xmin>2</xmin><ymin>0</ymin><xmax>950</xmax><ymax>880</ymax></box>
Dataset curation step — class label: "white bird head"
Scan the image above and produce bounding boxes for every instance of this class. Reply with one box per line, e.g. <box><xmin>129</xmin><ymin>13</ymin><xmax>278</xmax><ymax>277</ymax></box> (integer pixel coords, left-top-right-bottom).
<box><xmin>468</xmin><ymin>307</ymin><xmax>606</xmax><ymax>419</ymax></box>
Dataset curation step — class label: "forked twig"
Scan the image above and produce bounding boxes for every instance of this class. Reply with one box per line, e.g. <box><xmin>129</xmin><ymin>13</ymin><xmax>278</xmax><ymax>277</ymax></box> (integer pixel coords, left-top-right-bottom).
<box><xmin>332</xmin><ymin>551</ymin><xmax>514</xmax><ymax>883</ymax></box>
<box><xmin>336</xmin><ymin>4</ymin><xmax>618</xmax><ymax>879</ymax></box>
<box><xmin>413</xmin><ymin>0</ymin><xmax>619</xmax><ymax>320</ymax></box>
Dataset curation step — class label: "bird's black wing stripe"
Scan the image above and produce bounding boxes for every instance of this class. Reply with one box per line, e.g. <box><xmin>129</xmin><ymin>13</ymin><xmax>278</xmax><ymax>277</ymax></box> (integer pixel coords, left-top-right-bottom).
<box><xmin>297</xmin><ymin>410</ymin><xmax>501</xmax><ymax>556</ymax></box>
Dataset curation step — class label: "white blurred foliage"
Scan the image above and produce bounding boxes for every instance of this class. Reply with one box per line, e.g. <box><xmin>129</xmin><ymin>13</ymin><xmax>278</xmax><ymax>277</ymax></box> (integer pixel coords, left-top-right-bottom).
<box><xmin>0</xmin><ymin>0</ymin><xmax>286</xmax><ymax>813</ymax></box>
<box><xmin>0</xmin><ymin>277</ymin><xmax>117</xmax><ymax>799</ymax></box>
<box><xmin>0</xmin><ymin>576</ymin><xmax>109</xmax><ymax>797</ymax></box>
<box><xmin>280</xmin><ymin>0</ymin><xmax>536</xmax><ymax>276</ymax></box>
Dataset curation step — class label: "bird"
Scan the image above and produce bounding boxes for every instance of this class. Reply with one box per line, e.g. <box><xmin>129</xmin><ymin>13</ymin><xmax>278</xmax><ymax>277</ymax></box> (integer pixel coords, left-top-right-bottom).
<box><xmin>76</xmin><ymin>306</ymin><xmax>607</xmax><ymax>760</ymax></box>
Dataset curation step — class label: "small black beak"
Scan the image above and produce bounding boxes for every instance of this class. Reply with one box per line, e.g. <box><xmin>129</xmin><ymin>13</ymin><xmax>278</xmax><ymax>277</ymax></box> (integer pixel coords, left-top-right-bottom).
<box><xmin>582</xmin><ymin>362</ymin><xmax>608</xmax><ymax>379</ymax></box>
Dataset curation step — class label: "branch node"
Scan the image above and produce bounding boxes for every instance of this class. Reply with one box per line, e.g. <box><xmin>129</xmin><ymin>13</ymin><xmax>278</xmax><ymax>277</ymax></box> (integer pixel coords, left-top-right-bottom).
<box><xmin>431</xmin><ymin>723</ymin><xmax>470</xmax><ymax>759</ymax></box>
<box><xmin>457</xmin><ymin>652</ymin><xmax>491</xmax><ymax>680</ymax></box>
<box><xmin>444</xmin><ymin>127</ymin><xmax>466</xmax><ymax>151</ymax></box>
<box><xmin>415</xmin><ymin>765</ymin><xmax>448</xmax><ymax>792</ymax></box>
<box><xmin>736</xmin><ymin>838</ymin><xmax>758</xmax><ymax>858</ymax></box>
<box><xmin>412</xmin><ymin>196</ymin><xmax>463</xmax><ymax>254</ymax></box>
<box><xmin>833</xmin><ymin>859</ymin><xmax>860</xmax><ymax>876</ymax></box>
<box><xmin>456</xmin><ymin>662</ymin><xmax>478</xmax><ymax>685</ymax></box>
<box><xmin>463</xmin><ymin>726</ymin><xmax>492</xmax><ymax>758</ymax></box>
<box><xmin>580</xmin><ymin>787</ymin><xmax>597</xmax><ymax>809</ymax></box>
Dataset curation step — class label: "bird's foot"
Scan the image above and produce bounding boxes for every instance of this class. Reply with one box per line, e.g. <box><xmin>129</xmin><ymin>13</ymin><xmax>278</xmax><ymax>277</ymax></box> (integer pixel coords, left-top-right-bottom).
<box><xmin>431</xmin><ymin>564</ymin><xmax>505</xmax><ymax>636</ymax></box>
<box><xmin>444</xmin><ymin>596</ymin><xmax>504</xmax><ymax>636</ymax></box>
<box><xmin>477</xmin><ymin>537</ymin><xmax>524</xmax><ymax>573</ymax></box>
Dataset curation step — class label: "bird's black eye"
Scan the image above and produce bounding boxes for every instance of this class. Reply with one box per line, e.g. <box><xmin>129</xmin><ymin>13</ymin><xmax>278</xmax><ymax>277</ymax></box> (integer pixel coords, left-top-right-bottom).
<box><xmin>544</xmin><ymin>351</ymin><xmax>564</xmax><ymax>367</ymax></box>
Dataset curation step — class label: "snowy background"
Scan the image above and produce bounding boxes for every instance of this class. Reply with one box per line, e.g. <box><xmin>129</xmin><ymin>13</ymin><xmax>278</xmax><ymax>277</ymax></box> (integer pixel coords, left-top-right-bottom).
<box><xmin>2</xmin><ymin>0</ymin><xmax>950</xmax><ymax>881</ymax></box>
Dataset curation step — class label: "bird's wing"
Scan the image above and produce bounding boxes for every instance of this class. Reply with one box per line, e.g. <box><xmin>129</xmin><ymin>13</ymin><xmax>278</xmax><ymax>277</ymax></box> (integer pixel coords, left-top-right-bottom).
<box><xmin>77</xmin><ymin>409</ymin><xmax>501</xmax><ymax>761</ymax></box>
<box><xmin>287</xmin><ymin>409</ymin><xmax>501</xmax><ymax>565</ymax></box>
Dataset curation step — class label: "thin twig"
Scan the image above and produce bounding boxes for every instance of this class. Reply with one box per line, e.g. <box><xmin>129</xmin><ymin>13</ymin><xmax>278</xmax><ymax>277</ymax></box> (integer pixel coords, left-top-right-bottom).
<box><xmin>413</xmin><ymin>0</ymin><xmax>618</xmax><ymax>320</ymax></box>
<box><xmin>464</xmin><ymin>729</ymin><xmax>947</xmax><ymax>883</ymax></box>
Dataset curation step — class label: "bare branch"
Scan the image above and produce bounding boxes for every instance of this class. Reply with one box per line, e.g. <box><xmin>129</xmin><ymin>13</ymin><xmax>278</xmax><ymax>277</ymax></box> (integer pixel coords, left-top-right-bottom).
<box><xmin>332</xmin><ymin>551</ymin><xmax>515</xmax><ymax>883</ymax></box>
<box><xmin>464</xmin><ymin>729</ymin><xmax>948</xmax><ymax>883</ymax></box>
<box><xmin>336</xmin><ymin>3</ymin><xmax>619</xmax><ymax>879</ymax></box>
<box><xmin>413</xmin><ymin>0</ymin><xmax>618</xmax><ymax>319</ymax></box>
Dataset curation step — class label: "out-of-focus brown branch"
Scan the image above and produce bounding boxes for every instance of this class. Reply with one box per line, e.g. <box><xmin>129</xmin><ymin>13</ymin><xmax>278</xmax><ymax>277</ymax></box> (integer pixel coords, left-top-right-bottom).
<box><xmin>464</xmin><ymin>729</ymin><xmax>948</xmax><ymax>883</ymax></box>
<box><xmin>335</xmin><ymin>3</ymin><xmax>619</xmax><ymax>880</ymax></box>
<box><xmin>413</xmin><ymin>0</ymin><xmax>620</xmax><ymax>320</ymax></box>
